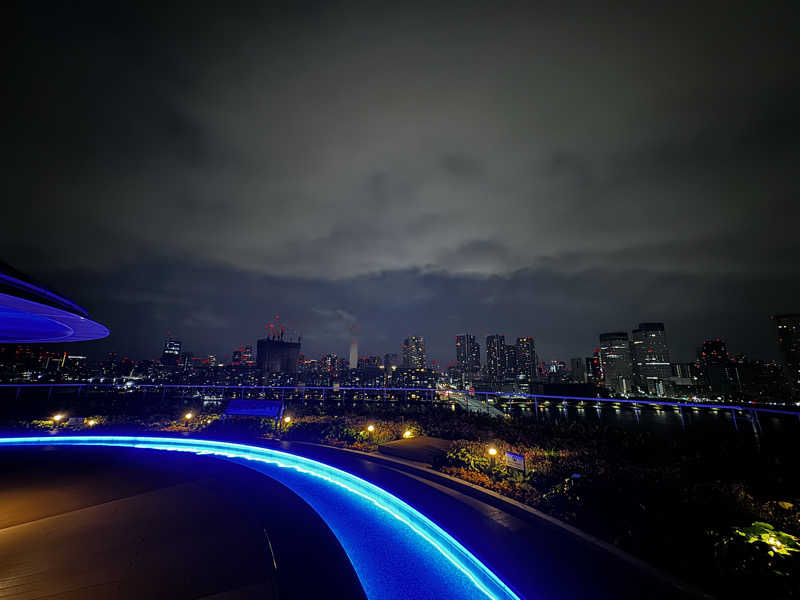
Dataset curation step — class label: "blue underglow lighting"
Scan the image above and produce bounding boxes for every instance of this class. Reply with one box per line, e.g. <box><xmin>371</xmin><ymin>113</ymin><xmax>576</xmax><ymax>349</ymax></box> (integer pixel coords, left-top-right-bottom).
<box><xmin>0</xmin><ymin>436</ymin><xmax>523</xmax><ymax>600</ymax></box>
<box><xmin>0</xmin><ymin>292</ymin><xmax>108</xmax><ymax>342</ymax></box>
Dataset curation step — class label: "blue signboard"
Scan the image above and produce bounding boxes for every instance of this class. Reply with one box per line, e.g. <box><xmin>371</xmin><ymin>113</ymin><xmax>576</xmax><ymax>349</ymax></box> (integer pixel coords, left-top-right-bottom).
<box><xmin>225</xmin><ymin>399</ymin><xmax>283</xmax><ymax>417</ymax></box>
<box><xmin>504</xmin><ymin>451</ymin><xmax>525</xmax><ymax>472</ymax></box>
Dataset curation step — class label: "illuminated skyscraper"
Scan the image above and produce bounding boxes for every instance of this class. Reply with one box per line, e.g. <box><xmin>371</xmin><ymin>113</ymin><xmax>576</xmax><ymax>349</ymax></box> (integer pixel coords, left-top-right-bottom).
<box><xmin>485</xmin><ymin>334</ymin><xmax>506</xmax><ymax>381</ymax></box>
<box><xmin>598</xmin><ymin>332</ymin><xmax>633</xmax><ymax>395</ymax></box>
<box><xmin>321</xmin><ymin>353</ymin><xmax>338</xmax><ymax>374</ymax></box>
<box><xmin>402</xmin><ymin>336</ymin><xmax>426</xmax><ymax>369</ymax></box>
<box><xmin>231</xmin><ymin>347</ymin><xmax>242</xmax><ymax>366</ymax></box>
<box><xmin>631</xmin><ymin>322</ymin><xmax>671</xmax><ymax>395</ymax></box>
<box><xmin>161</xmin><ymin>339</ymin><xmax>181</xmax><ymax>366</ymax></box>
<box><xmin>455</xmin><ymin>334</ymin><xmax>481</xmax><ymax>373</ymax></box>
<box><xmin>773</xmin><ymin>314</ymin><xmax>800</xmax><ymax>390</ymax></box>
<box><xmin>515</xmin><ymin>337</ymin><xmax>536</xmax><ymax>381</ymax></box>
<box><xmin>242</xmin><ymin>345</ymin><xmax>254</xmax><ymax>366</ymax></box>
<box><xmin>589</xmin><ymin>350</ymin><xmax>603</xmax><ymax>386</ymax></box>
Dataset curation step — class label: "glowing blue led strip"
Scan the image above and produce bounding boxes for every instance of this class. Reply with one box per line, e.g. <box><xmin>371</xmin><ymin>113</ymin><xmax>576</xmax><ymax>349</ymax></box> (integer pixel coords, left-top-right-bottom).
<box><xmin>0</xmin><ymin>436</ymin><xmax>522</xmax><ymax>600</ymax></box>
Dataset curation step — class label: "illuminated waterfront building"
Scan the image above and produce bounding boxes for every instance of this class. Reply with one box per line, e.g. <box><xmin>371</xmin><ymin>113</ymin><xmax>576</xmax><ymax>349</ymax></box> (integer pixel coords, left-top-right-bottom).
<box><xmin>455</xmin><ymin>334</ymin><xmax>481</xmax><ymax>373</ymax></box>
<box><xmin>242</xmin><ymin>345</ymin><xmax>254</xmax><ymax>366</ymax></box>
<box><xmin>515</xmin><ymin>337</ymin><xmax>536</xmax><ymax>381</ymax></box>
<box><xmin>631</xmin><ymin>322</ymin><xmax>671</xmax><ymax>395</ymax></box>
<box><xmin>599</xmin><ymin>332</ymin><xmax>633</xmax><ymax>396</ymax></box>
<box><xmin>773</xmin><ymin>313</ymin><xmax>800</xmax><ymax>390</ymax></box>
<box><xmin>485</xmin><ymin>334</ymin><xmax>505</xmax><ymax>381</ymax></box>
<box><xmin>161</xmin><ymin>339</ymin><xmax>182</xmax><ymax>367</ymax></box>
<box><xmin>402</xmin><ymin>336</ymin><xmax>426</xmax><ymax>369</ymax></box>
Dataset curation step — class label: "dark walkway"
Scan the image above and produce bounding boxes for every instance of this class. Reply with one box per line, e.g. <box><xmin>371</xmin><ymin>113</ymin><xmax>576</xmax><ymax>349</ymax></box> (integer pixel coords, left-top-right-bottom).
<box><xmin>0</xmin><ymin>446</ymin><xmax>364</xmax><ymax>600</ymax></box>
<box><xmin>377</xmin><ymin>435</ymin><xmax>451</xmax><ymax>463</ymax></box>
<box><xmin>273</xmin><ymin>440</ymin><xmax>705</xmax><ymax>600</ymax></box>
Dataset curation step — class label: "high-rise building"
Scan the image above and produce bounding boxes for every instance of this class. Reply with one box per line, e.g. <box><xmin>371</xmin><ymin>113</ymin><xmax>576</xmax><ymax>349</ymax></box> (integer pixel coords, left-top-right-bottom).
<box><xmin>697</xmin><ymin>339</ymin><xmax>740</xmax><ymax>398</ymax></box>
<box><xmin>232</xmin><ymin>347</ymin><xmax>243</xmax><ymax>366</ymax></box>
<box><xmin>357</xmin><ymin>355</ymin><xmax>381</xmax><ymax>369</ymax></box>
<box><xmin>256</xmin><ymin>335</ymin><xmax>301</xmax><ymax>373</ymax></box>
<box><xmin>504</xmin><ymin>345</ymin><xmax>518</xmax><ymax>379</ymax></box>
<box><xmin>515</xmin><ymin>337</ymin><xmax>536</xmax><ymax>381</ymax></box>
<box><xmin>455</xmin><ymin>334</ymin><xmax>481</xmax><ymax>373</ymax></box>
<box><xmin>179</xmin><ymin>351</ymin><xmax>193</xmax><ymax>370</ymax></box>
<box><xmin>402</xmin><ymin>336</ymin><xmax>426</xmax><ymax>369</ymax></box>
<box><xmin>588</xmin><ymin>350</ymin><xmax>603</xmax><ymax>386</ymax></box>
<box><xmin>631</xmin><ymin>322</ymin><xmax>671</xmax><ymax>395</ymax></box>
<box><xmin>570</xmin><ymin>357</ymin><xmax>586</xmax><ymax>383</ymax></box>
<box><xmin>161</xmin><ymin>339</ymin><xmax>181</xmax><ymax>366</ymax></box>
<box><xmin>773</xmin><ymin>314</ymin><xmax>800</xmax><ymax>390</ymax></box>
<box><xmin>485</xmin><ymin>334</ymin><xmax>506</xmax><ymax>381</ymax></box>
<box><xmin>349</xmin><ymin>339</ymin><xmax>358</xmax><ymax>369</ymax></box>
<box><xmin>242</xmin><ymin>345</ymin><xmax>254</xmax><ymax>366</ymax></box>
<box><xmin>599</xmin><ymin>332</ymin><xmax>633</xmax><ymax>396</ymax></box>
<box><xmin>321</xmin><ymin>353</ymin><xmax>338</xmax><ymax>374</ymax></box>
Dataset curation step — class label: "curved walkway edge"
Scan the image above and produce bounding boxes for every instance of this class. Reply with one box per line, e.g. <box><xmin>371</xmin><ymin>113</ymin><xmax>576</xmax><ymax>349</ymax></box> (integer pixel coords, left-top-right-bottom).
<box><xmin>276</xmin><ymin>440</ymin><xmax>713</xmax><ymax>600</ymax></box>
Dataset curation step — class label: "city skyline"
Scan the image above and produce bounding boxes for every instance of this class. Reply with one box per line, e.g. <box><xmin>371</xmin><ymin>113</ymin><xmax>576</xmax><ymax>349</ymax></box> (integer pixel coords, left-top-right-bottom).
<box><xmin>55</xmin><ymin>314</ymin><xmax>789</xmax><ymax>371</ymax></box>
<box><xmin>10</xmin><ymin>310</ymin><xmax>793</xmax><ymax>368</ymax></box>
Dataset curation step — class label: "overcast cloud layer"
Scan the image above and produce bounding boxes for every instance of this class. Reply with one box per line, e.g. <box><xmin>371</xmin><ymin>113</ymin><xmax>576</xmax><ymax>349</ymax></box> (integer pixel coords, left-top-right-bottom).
<box><xmin>3</xmin><ymin>2</ymin><xmax>798</xmax><ymax>363</ymax></box>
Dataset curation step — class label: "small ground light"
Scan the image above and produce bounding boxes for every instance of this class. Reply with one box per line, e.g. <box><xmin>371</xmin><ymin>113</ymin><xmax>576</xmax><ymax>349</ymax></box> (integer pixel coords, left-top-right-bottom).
<box><xmin>403</xmin><ymin>430</ymin><xmax>412</xmax><ymax>438</ymax></box>
<box><xmin>284</xmin><ymin>416</ymin><xmax>291</xmax><ymax>423</ymax></box>
<box><xmin>184</xmin><ymin>412</ymin><xmax>193</xmax><ymax>420</ymax></box>
<box><xmin>87</xmin><ymin>419</ymin><xmax>96</xmax><ymax>426</ymax></box>
<box><xmin>488</xmin><ymin>447</ymin><xmax>497</xmax><ymax>456</ymax></box>
<box><xmin>367</xmin><ymin>425</ymin><xmax>375</xmax><ymax>432</ymax></box>
<box><xmin>52</xmin><ymin>414</ymin><xmax>64</xmax><ymax>422</ymax></box>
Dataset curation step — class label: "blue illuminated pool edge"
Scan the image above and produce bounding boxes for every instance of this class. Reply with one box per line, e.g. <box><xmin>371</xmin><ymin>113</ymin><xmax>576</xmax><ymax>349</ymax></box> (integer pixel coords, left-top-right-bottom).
<box><xmin>0</xmin><ymin>435</ymin><xmax>522</xmax><ymax>600</ymax></box>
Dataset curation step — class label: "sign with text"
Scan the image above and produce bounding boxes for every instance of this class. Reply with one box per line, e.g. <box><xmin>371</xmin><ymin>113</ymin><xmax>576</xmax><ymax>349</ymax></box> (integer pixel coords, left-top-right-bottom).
<box><xmin>504</xmin><ymin>451</ymin><xmax>525</xmax><ymax>472</ymax></box>
<box><xmin>225</xmin><ymin>399</ymin><xmax>282</xmax><ymax>417</ymax></box>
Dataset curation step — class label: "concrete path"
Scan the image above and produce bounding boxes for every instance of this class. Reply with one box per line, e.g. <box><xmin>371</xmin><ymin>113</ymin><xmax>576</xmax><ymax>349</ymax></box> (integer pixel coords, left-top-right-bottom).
<box><xmin>0</xmin><ymin>446</ymin><xmax>363</xmax><ymax>600</ymax></box>
<box><xmin>378</xmin><ymin>435</ymin><xmax>452</xmax><ymax>463</ymax></box>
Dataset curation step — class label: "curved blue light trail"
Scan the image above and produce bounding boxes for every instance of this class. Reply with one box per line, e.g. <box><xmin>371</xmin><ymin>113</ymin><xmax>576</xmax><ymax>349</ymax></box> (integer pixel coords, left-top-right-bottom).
<box><xmin>0</xmin><ymin>292</ymin><xmax>108</xmax><ymax>342</ymax></box>
<box><xmin>0</xmin><ymin>435</ymin><xmax>523</xmax><ymax>600</ymax></box>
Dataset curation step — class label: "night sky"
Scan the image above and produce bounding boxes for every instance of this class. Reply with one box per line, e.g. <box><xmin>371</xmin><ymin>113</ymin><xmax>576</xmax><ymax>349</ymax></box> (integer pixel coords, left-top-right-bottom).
<box><xmin>3</xmin><ymin>2</ymin><xmax>798</xmax><ymax>364</ymax></box>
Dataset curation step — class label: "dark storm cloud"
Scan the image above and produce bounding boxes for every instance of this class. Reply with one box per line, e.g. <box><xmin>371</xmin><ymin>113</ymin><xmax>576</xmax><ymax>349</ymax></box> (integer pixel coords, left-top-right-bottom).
<box><xmin>2</xmin><ymin>1</ymin><xmax>798</xmax><ymax>362</ymax></box>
